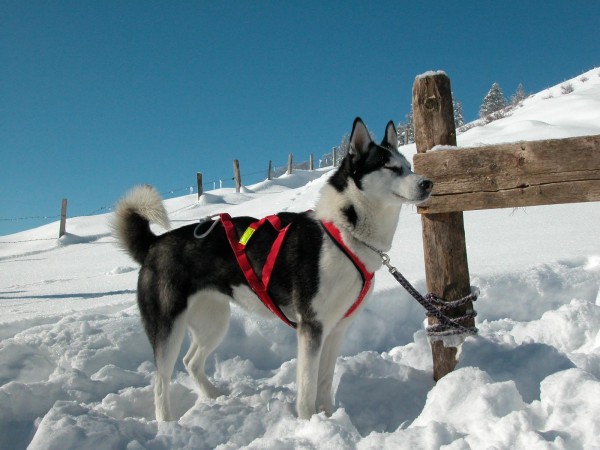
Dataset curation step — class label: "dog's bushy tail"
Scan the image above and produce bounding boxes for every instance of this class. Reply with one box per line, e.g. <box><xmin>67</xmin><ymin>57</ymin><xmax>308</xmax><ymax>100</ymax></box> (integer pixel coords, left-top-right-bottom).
<box><xmin>112</xmin><ymin>185</ymin><xmax>170</xmax><ymax>264</ymax></box>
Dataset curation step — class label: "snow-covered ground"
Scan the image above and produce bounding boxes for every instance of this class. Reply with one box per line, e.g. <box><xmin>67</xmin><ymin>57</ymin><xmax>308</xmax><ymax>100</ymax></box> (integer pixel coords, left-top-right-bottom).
<box><xmin>1</xmin><ymin>68</ymin><xmax>599</xmax><ymax>449</ymax></box>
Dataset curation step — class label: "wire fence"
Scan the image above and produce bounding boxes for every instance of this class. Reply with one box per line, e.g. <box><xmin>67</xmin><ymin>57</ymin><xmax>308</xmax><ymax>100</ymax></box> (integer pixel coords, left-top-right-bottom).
<box><xmin>1</xmin><ymin>153</ymin><xmax>333</xmax><ymax>243</ymax></box>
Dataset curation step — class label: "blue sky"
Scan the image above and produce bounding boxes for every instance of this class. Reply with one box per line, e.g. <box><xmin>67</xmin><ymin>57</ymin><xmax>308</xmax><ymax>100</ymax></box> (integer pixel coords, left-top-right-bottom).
<box><xmin>1</xmin><ymin>1</ymin><xmax>598</xmax><ymax>236</ymax></box>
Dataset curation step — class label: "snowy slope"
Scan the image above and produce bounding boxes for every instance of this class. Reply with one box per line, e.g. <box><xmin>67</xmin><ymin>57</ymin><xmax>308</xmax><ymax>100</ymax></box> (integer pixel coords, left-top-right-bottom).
<box><xmin>1</xmin><ymin>68</ymin><xmax>599</xmax><ymax>449</ymax></box>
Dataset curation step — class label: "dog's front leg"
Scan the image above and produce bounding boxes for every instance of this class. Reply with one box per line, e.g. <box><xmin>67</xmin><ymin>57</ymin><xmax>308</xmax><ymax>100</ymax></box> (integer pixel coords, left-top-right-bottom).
<box><xmin>316</xmin><ymin>319</ymin><xmax>349</xmax><ymax>415</ymax></box>
<box><xmin>296</xmin><ymin>322</ymin><xmax>323</xmax><ymax>419</ymax></box>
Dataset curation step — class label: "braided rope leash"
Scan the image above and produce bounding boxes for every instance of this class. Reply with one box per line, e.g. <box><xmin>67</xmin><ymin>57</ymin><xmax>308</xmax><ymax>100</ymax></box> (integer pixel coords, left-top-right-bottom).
<box><xmin>376</xmin><ymin>251</ymin><xmax>479</xmax><ymax>338</ymax></box>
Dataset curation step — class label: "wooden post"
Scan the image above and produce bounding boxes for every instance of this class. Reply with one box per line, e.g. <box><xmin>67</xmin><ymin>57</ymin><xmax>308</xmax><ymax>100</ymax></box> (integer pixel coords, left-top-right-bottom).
<box><xmin>332</xmin><ymin>147</ymin><xmax>337</xmax><ymax>167</ymax></box>
<box><xmin>268</xmin><ymin>160</ymin><xmax>273</xmax><ymax>180</ymax></box>
<box><xmin>233</xmin><ymin>159</ymin><xmax>241</xmax><ymax>192</ymax></box>
<box><xmin>412</xmin><ymin>72</ymin><xmax>475</xmax><ymax>381</ymax></box>
<box><xmin>287</xmin><ymin>153</ymin><xmax>293</xmax><ymax>174</ymax></box>
<box><xmin>59</xmin><ymin>198</ymin><xmax>67</xmax><ymax>238</ymax></box>
<box><xmin>309</xmin><ymin>153</ymin><xmax>314</xmax><ymax>170</ymax></box>
<box><xmin>196</xmin><ymin>172</ymin><xmax>203</xmax><ymax>199</ymax></box>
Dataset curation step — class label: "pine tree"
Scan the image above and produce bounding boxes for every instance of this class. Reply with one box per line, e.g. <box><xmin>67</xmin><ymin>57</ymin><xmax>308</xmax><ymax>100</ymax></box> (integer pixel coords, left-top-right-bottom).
<box><xmin>479</xmin><ymin>82</ymin><xmax>507</xmax><ymax>118</ymax></box>
<box><xmin>396</xmin><ymin>118</ymin><xmax>415</xmax><ymax>145</ymax></box>
<box><xmin>511</xmin><ymin>83</ymin><xmax>527</xmax><ymax>105</ymax></box>
<box><xmin>395</xmin><ymin>112</ymin><xmax>414</xmax><ymax>145</ymax></box>
<box><xmin>453</xmin><ymin>98</ymin><xmax>465</xmax><ymax>128</ymax></box>
<box><xmin>396</xmin><ymin>122</ymin><xmax>406</xmax><ymax>145</ymax></box>
<box><xmin>335</xmin><ymin>133</ymin><xmax>350</xmax><ymax>165</ymax></box>
<box><xmin>403</xmin><ymin>111</ymin><xmax>414</xmax><ymax>144</ymax></box>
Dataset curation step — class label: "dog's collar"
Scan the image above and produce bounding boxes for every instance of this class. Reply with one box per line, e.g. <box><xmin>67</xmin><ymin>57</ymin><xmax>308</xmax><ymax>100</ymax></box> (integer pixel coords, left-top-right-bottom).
<box><xmin>342</xmin><ymin>228</ymin><xmax>396</xmax><ymax>272</ymax></box>
<box><xmin>335</xmin><ymin>223</ymin><xmax>388</xmax><ymax>260</ymax></box>
<box><xmin>353</xmin><ymin>236</ymin><xmax>388</xmax><ymax>260</ymax></box>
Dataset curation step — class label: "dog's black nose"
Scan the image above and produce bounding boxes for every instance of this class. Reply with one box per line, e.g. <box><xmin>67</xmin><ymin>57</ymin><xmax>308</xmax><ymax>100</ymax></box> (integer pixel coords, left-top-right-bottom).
<box><xmin>420</xmin><ymin>178</ymin><xmax>433</xmax><ymax>193</ymax></box>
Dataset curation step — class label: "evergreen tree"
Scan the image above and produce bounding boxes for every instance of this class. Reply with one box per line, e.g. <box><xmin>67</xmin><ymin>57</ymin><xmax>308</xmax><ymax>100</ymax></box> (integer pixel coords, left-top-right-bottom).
<box><xmin>402</xmin><ymin>111</ymin><xmax>414</xmax><ymax>144</ymax></box>
<box><xmin>396</xmin><ymin>119</ymin><xmax>413</xmax><ymax>146</ymax></box>
<box><xmin>453</xmin><ymin>98</ymin><xmax>465</xmax><ymax>128</ymax></box>
<box><xmin>511</xmin><ymin>83</ymin><xmax>527</xmax><ymax>105</ymax></box>
<box><xmin>396</xmin><ymin>122</ymin><xmax>405</xmax><ymax>145</ymax></box>
<box><xmin>335</xmin><ymin>133</ymin><xmax>350</xmax><ymax>165</ymax></box>
<box><xmin>479</xmin><ymin>82</ymin><xmax>507</xmax><ymax>118</ymax></box>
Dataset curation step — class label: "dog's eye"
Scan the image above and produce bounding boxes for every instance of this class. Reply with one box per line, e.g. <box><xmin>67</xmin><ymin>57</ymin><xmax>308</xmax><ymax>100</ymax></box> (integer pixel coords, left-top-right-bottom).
<box><xmin>385</xmin><ymin>165</ymin><xmax>403</xmax><ymax>175</ymax></box>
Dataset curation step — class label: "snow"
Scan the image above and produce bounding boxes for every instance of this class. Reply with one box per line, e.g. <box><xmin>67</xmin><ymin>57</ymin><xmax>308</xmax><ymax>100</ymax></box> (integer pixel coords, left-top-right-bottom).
<box><xmin>1</xmin><ymin>67</ymin><xmax>600</xmax><ymax>449</ymax></box>
<box><xmin>415</xmin><ymin>70</ymin><xmax>447</xmax><ymax>80</ymax></box>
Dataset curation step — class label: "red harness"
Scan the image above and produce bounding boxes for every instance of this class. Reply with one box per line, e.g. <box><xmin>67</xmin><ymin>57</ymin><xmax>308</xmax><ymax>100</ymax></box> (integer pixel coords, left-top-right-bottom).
<box><xmin>220</xmin><ymin>213</ymin><xmax>374</xmax><ymax>328</ymax></box>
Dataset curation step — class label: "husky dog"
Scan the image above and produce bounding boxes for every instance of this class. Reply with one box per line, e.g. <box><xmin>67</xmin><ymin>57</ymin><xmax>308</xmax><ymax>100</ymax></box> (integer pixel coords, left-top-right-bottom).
<box><xmin>113</xmin><ymin>118</ymin><xmax>432</xmax><ymax>421</ymax></box>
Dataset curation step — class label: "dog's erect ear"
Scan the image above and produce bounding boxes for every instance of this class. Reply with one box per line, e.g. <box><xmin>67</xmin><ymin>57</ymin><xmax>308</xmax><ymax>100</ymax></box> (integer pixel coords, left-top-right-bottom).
<box><xmin>381</xmin><ymin>120</ymin><xmax>398</xmax><ymax>151</ymax></box>
<box><xmin>349</xmin><ymin>117</ymin><xmax>372</xmax><ymax>158</ymax></box>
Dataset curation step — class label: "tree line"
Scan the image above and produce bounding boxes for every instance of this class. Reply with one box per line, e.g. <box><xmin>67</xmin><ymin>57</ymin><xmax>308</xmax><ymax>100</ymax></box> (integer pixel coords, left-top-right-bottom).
<box><xmin>394</xmin><ymin>82</ymin><xmax>528</xmax><ymax>145</ymax></box>
<box><xmin>323</xmin><ymin>82</ymin><xmax>528</xmax><ymax>163</ymax></box>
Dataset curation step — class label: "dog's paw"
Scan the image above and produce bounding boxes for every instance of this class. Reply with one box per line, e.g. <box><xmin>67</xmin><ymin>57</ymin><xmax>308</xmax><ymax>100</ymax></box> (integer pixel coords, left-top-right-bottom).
<box><xmin>318</xmin><ymin>403</ymin><xmax>333</xmax><ymax>417</ymax></box>
<box><xmin>201</xmin><ymin>383</ymin><xmax>227</xmax><ymax>399</ymax></box>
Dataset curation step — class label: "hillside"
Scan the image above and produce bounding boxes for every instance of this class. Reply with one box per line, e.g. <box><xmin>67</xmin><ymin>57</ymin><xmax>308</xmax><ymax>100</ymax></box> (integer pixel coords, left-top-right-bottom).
<box><xmin>1</xmin><ymin>68</ymin><xmax>599</xmax><ymax>449</ymax></box>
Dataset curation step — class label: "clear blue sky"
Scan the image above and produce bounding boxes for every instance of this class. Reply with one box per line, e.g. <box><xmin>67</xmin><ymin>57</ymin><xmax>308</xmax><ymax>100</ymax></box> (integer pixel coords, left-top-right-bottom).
<box><xmin>1</xmin><ymin>0</ymin><xmax>598</xmax><ymax>236</ymax></box>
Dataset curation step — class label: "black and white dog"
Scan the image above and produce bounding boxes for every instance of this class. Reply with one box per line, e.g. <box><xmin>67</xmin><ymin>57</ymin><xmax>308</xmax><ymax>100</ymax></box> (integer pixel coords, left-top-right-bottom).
<box><xmin>113</xmin><ymin>118</ymin><xmax>432</xmax><ymax>421</ymax></box>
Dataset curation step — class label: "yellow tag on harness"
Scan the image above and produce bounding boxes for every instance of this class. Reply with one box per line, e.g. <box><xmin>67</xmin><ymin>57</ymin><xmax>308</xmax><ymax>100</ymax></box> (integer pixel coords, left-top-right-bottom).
<box><xmin>239</xmin><ymin>227</ymin><xmax>256</xmax><ymax>246</ymax></box>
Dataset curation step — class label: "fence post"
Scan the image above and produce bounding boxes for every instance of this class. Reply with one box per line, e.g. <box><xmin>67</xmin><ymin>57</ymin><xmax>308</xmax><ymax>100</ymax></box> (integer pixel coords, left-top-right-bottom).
<box><xmin>332</xmin><ymin>147</ymin><xmax>337</xmax><ymax>167</ymax></box>
<box><xmin>287</xmin><ymin>153</ymin><xmax>293</xmax><ymax>174</ymax></box>
<box><xmin>268</xmin><ymin>160</ymin><xmax>273</xmax><ymax>180</ymax></box>
<box><xmin>309</xmin><ymin>153</ymin><xmax>314</xmax><ymax>170</ymax></box>
<box><xmin>59</xmin><ymin>198</ymin><xmax>67</xmax><ymax>238</ymax></box>
<box><xmin>412</xmin><ymin>72</ymin><xmax>475</xmax><ymax>381</ymax></box>
<box><xmin>233</xmin><ymin>159</ymin><xmax>241</xmax><ymax>192</ymax></box>
<box><xmin>196</xmin><ymin>172</ymin><xmax>203</xmax><ymax>199</ymax></box>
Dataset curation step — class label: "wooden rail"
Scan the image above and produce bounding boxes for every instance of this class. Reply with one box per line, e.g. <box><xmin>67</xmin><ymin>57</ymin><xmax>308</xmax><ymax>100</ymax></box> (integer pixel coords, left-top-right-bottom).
<box><xmin>414</xmin><ymin>135</ymin><xmax>600</xmax><ymax>214</ymax></box>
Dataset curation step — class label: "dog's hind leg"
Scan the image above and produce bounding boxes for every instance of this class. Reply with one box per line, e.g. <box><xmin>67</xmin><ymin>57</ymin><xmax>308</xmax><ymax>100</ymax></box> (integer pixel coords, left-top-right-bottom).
<box><xmin>183</xmin><ymin>291</ymin><xmax>231</xmax><ymax>399</ymax></box>
<box><xmin>154</xmin><ymin>312</ymin><xmax>188</xmax><ymax>421</ymax></box>
<box><xmin>316</xmin><ymin>319</ymin><xmax>349</xmax><ymax>416</ymax></box>
<box><xmin>296</xmin><ymin>321</ymin><xmax>324</xmax><ymax>419</ymax></box>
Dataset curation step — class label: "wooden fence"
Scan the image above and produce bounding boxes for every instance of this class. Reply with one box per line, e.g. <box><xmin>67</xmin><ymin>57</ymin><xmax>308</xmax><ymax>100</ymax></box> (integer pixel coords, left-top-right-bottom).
<box><xmin>197</xmin><ymin>151</ymin><xmax>322</xmax><ymax>194</ymax></box>
<box><xmin>411</xmin><ymin>72</ymin><xmax>600</xmax><ymax>381</ymax></box>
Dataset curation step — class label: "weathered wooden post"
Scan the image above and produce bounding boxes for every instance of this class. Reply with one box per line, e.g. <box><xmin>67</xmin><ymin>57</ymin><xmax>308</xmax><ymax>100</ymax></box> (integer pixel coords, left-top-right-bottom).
<box><xmin>233</xmin><ymin>159</ymin><xmax>242</xmax><ymax>192</ymax></box>
<box><xmin>287</xmin><ymin>153</ymin><xmax>293</xmax><ymax>174</ymax></box>
<box><xmin>309</xmin><ymin>153</ymin><xmax>314</xmax><ymax>171</ymax></box>
<box><xmin>412</xmin><ymin>72</ymin><xmax>475</xmax><ymax>381</ymax></box>
<box><xmin>268</xmin><ymin>160</ymin><xmax>273</xmax><ymax>180</ymax></box>
<box><xmin>332</xmin><ymin>147</ymin><xmax>337</xmax><ymax>167</ymax></box>
<box><xmin>59</xmin><ymin>198</ymin><xmax>67</xmax><ymax>238</ymax></box>
<box><xmin>196</xmin><ymin>172</ymin><xmax>203</xmax><ymax>199</ymax></box>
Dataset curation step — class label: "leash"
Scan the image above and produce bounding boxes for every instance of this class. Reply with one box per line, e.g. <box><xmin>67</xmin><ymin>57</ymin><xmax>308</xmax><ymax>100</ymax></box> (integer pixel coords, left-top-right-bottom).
<box><xmin>360</xmin><ymin>242</ymin><xmax>478</xmax><ymax>338</ymax></box>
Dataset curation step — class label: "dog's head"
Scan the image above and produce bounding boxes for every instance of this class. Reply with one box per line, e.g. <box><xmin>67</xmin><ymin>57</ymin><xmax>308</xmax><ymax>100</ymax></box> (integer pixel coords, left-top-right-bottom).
<box><xmin>329</xmin><ymin>117</ymin><xmax>432</xmax><ymax>204</ymax></box>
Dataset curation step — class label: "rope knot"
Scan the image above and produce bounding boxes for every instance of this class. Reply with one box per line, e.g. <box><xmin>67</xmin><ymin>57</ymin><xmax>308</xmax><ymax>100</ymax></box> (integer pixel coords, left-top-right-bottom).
<box><xmin>424</xmin><ymin>287</ymin><xmax>479</xmax><ymax>337</ymax></box>
<box><xmin>377</xmin><ymin>248</ymin><xmax>479</xmax><ymax>339</ymax></box>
